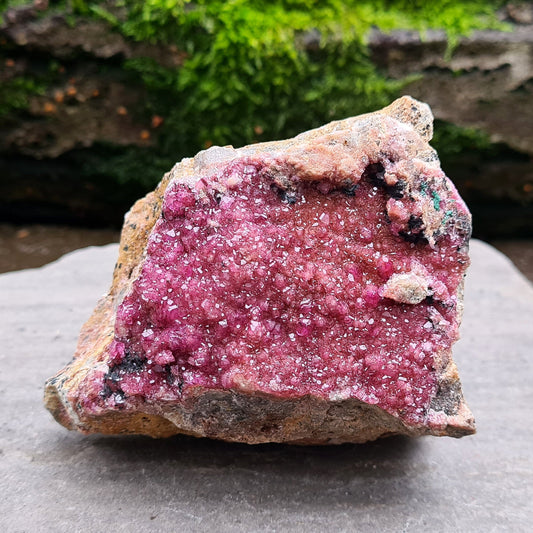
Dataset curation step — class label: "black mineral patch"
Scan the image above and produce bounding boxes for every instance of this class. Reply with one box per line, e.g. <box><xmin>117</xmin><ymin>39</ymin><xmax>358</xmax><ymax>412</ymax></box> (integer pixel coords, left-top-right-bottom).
<box><xmin>102</xmin><ymin>349</ymin><xmax>146</xmax><ymax>399</ymax></box>
<box><xmin>408</xmin><ymin>215</ymin><xmax>423</xmax><ymax>231</ymax></box>
<box><xmin>270</xmin><ymin>183</ymin><xmax>298</xmax><ymax>204</ymax></box>
<box><xmin>363</xmin><ymin>162</ymin><xmax>405</xmax><ymax>198</ymax></box>
<box><xmin>341</xmin><ymin>180</ymin><xmax>358</xmax><ymax>196</ymax></box>
<box><xmin>398</xmin><ymin>230</ymin><xmax>428</xmax><ymax>245</ymax></box>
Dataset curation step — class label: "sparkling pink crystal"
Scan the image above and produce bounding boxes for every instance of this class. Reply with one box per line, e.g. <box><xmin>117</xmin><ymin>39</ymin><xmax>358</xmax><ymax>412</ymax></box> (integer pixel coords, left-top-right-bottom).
<box><xmin>87</xmin><ymin>158</ymin><xmax>469</xmax><ymax>425</ymax></box>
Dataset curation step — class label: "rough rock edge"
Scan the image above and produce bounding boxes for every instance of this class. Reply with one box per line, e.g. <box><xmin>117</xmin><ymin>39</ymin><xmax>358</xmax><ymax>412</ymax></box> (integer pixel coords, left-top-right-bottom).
<box><xmin>44</xmin><ymin>96</ymin><xmax>475</xmax><ymax>443</ymax></box>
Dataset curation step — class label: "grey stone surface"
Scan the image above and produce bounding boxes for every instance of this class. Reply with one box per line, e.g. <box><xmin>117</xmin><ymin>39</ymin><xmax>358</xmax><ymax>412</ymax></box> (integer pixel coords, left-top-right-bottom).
<box><xmin>0</xmin><ymin>240</ymin><xmax>532</xmax><ymax>532</ymax></box>
<box><xmin>369</xmin><ymin>24</ymin><xmax>533</xmax><ymax>157</ymax></box>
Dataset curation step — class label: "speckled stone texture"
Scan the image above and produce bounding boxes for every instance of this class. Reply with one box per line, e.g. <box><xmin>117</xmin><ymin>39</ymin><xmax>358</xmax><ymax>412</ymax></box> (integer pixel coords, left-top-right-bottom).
<box><xmin>1</xmin><ymin>242</ymin><xmax>532</xmax><ymax>532</ymax></box>
<box><xmin>44</xmin><ymin>97</ymin><xmax>474</xmax><ymax>443</ymax></box>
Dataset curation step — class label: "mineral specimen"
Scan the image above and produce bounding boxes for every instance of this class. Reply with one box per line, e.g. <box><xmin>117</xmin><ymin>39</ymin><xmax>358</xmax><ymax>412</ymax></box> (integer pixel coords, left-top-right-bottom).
<box><xmin>45</xmin><ymin>96</ymin><xmax>475</xmax><ymax>443</ymax></box>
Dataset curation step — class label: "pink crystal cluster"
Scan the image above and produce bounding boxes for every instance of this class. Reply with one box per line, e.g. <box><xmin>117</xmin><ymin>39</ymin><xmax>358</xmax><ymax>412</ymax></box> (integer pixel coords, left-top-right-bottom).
<box><xmin>95</xmin><ymin>158</ymin><xmax>469</xmax><ymax>424</ymax></box>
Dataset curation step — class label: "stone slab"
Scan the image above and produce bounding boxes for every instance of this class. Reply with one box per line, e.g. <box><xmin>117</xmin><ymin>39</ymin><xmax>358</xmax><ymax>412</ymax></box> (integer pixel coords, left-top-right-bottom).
<box><xmin>0</xmin><ymin>240</ymin><xmax>532</xmax><ymax>532</ymax></box>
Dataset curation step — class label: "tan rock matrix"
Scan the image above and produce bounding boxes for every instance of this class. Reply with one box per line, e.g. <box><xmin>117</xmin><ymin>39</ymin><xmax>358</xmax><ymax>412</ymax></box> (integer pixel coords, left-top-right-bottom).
<box><xmin>45</xmin><ymin>96</ymin><xmax>475</xmax><ymax>444</ymax></box>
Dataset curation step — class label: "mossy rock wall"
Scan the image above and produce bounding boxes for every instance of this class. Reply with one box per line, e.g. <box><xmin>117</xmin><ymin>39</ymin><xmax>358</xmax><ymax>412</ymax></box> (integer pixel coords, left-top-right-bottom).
<box><xmin>370</xmin><ymin>20</ymin><xmax>533</xmax><ymax>237</ymax></box>
<box><xmin>1</xmin><ymin>1</ymin><xmax>532</xmax><ymax>236</ymax></box>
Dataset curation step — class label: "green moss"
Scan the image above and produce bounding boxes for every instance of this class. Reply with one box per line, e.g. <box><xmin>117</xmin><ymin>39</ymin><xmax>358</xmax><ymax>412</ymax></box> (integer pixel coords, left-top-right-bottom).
<box><xmin>0</xmin><ymin>50</ymin><xmax>68</xmax><ymax>117</ymax></box>
<box><xmin>78</xmin><ymin>143</ymin><xmax>175</xmax><ymax>190</ymax></box>
<box><xmin>432</xmin><ymin>120</ymin><xmax>494</xmax><ymax>157</ymax></box>
<box><xmin>431</xmin><ymin>120</ymin><xmax>530</xmax><ymax>170</ymax></box>
<box><xmin>72</xmin><ymin>0</ymin><xmax>508</xmax><ymax>157</ymax></box>
<box><xmin>0</xmin><ymin>76</ymin><xmax>45</xmax><ymax>117</ymax></box>
<box><xmin>1</xmin><ymin>0</ymin><xmax>511</xmax><ymax>200</ymax></box>
<box><xmin>2</xmin><ymin>0</ymin><xmax>509</xmax><ymax>141</ymax></box>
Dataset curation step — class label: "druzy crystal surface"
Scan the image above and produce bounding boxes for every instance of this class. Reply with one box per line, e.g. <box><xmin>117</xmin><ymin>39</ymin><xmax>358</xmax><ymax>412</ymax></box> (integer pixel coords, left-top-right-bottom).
<box><xmin>96</xmin><ymin>158</ymin><xmax>468</xmax><ymax>425</ymax></box>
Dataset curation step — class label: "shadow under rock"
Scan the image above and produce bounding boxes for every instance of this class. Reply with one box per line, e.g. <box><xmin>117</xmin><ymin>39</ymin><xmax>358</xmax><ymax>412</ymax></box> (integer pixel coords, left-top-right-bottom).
<box><xmin>89</xmin><ymin>432</ymin><xmax>420</xmax><ymax>471</ymax></box>
<box><xmin>78</xmin><ymin>433</ymin><xmax>427</xmax><ymax>508</ymax></box>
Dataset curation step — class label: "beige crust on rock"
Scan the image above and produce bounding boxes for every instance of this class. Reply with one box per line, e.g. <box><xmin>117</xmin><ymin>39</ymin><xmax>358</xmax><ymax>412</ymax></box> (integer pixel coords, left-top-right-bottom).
<box><xmin>44</xmin><ymin>96</ymin><xmax>475</xmax><ymax>444</ymax></box>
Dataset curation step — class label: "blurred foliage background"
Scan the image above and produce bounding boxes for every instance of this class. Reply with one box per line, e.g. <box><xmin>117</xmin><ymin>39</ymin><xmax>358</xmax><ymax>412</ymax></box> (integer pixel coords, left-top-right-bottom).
<box><xmin>1</xmin><ymin>0</ymin><xmax>532</xmax><ymax>239</ymax></box>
